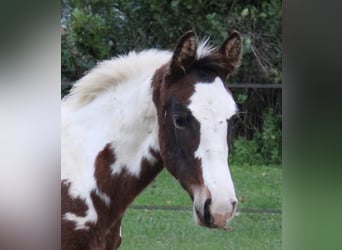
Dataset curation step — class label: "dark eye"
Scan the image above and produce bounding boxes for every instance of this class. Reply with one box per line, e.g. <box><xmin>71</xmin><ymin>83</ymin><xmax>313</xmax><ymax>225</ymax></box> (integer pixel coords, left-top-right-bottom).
<box><xmin>174</xmin><ymin>115</ymin><xmax>187</xmax><ymax>129</ymax></box>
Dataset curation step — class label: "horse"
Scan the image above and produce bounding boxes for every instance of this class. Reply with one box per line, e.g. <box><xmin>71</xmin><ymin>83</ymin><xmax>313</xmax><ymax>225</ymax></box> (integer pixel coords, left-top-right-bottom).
<box><xmin>61</xmin><ymin>30</ymin><xmax>242</xmax><ymax>250</ymax></box>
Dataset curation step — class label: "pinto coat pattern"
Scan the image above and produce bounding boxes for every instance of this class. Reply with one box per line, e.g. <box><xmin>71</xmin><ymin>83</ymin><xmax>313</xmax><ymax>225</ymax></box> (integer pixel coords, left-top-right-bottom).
<box><xmin>62</xmin><ymin>30</ymin><xmax>242</xmax><ymax>249</ymax></box>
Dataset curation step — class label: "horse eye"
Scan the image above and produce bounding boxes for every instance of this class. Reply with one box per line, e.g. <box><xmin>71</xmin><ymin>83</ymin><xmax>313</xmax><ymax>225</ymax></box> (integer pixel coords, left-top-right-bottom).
<box><xmin>174</xmin><ymin>115</ymin><xmax>186</xmax><ymax>128</ymax></box>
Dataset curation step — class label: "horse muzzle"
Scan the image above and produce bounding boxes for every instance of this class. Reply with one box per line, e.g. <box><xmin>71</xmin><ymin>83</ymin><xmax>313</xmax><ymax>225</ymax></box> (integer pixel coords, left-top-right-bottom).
<box><xmin>192</xmin><ymin>186</ymin><xmax>238</xmax><ymax>228</ymax></box>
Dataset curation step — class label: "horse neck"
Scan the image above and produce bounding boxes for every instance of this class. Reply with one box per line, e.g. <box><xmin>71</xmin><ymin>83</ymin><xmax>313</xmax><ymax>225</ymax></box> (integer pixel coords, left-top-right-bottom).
<box><xmin>90</xmin><ymin>77</ymin><xmax>164</xmax><ymax>222</ymax></box>
<box><xmin>62</xmin><ymin>74</ymin><xmax>164</xmax><ymax>228</ymax></box>
<box><xmin>94</xmin><ymin>144</ymin><xmax>163</xmax><ymax>222</ymax></box>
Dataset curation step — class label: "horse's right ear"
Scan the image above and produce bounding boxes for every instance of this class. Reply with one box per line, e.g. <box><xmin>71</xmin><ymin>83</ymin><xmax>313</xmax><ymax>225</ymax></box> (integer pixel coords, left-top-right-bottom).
<box><xmin>169</xmin><ymin>31</ymin><xmax>197</xmax><ymax>74</ymax></box>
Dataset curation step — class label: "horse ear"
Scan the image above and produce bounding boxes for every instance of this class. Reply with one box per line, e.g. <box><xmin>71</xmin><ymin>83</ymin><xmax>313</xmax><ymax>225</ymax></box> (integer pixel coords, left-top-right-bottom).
<box><xmin>169</xmin><ymin>30</ymin><xmax>197</xmax><ymax>74</ymax></box>
<box><xmin>219</xmin><ymin>31</ymin><xmax>242</xmax><ymax>74</ymax></box>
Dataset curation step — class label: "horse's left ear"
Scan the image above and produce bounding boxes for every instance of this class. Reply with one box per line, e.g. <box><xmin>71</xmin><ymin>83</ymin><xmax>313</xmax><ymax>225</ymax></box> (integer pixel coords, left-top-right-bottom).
<box><xmin>169</xmin><ymin>30</ymin><xmax>197</xmax><ymax>74</ymax></box>
<box><xmin>219</xmin><ymin>31</ymin><xmax>242</xmax><ymax>74</ymax></box>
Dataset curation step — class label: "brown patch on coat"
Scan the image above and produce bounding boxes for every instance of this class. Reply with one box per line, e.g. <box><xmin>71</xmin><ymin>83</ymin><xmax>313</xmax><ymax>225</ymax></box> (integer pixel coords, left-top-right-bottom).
<box><xmin>151</xmin><ymin>64</ymin><xmax>204</xmax><ymax>196</ymax></box>
<box><xmin>91</xmin><ymin>144</ymin><xmax>163</xmax><ymax>249</ymax></box>
<box><xmin>62</xmin><ymin>143</ymin><xmax>163</xmax><ymax>250</ymax></box>
<box><xmin>61</xmin><ymin>181</ymin><xmax>94</xmax><ymax>250</ymax></box>
<box><xmin>61</xmin><ymin>181</ymin><xmax>88</xmax><ymax>217</ymax></box>
<box><xmin>93</xmin><ymin>144</ymin><xmax>163</xmax><ymax>220</ymax></box>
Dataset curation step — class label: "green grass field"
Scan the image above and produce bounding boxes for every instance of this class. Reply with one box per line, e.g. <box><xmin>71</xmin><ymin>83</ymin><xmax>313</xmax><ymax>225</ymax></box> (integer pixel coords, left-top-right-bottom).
<box><xmin>120</xmin><ymin>165</ymin><xmax>282</xmax><ymax>249</ymax></box>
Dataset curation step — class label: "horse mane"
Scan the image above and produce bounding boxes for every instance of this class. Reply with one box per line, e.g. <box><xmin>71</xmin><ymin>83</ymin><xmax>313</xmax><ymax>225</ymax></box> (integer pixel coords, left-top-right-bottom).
<box><xmin>65</xmin><ymin>40</ymin><xmax>215</xmax><ymax>108</ymax></box>
<box><xmin>65</xmin><ymin>49</ymin><xmax>172</xmax><ymax>107</ymax></box>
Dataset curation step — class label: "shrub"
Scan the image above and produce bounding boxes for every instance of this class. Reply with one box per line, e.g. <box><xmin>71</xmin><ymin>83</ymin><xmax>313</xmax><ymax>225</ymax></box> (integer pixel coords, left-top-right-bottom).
<box><xmin>230</xmin><ymin>108</ymin><xmax>281</xmax><ymax>166</ymax></box>
<box><xmin>230</xmin><ymin>136</ymin><xmax>263</xmax><ymax>166</ymax></box>
<box><xmin>61</xmin><ymin>0</ymin><xmax>282</xmax><ymax>84</ymax></box>
<box><xmin>258</xmin><ymin>108</ymin><xmax>282</xmax><ymax>164</ymax></box>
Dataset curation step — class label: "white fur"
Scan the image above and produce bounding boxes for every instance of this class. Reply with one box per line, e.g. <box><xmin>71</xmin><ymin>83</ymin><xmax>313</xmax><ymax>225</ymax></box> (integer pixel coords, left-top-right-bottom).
<box><xmin>196</xmin><ymin>37</ymin><xmax>215</xmax><ymax>58</ymax></box>
<box><xmin>95</xmin><ymin>189</ymin><xmax>111</xmax><ymax>207</ymax></box>
<box><xmin>67</xmin><ymin>41</ymin><xmax>213</xmax><ymax>108</ymax></box>
<box><xmin>188</xmin><ymin>77</ymin><xmax>238</xmax><ymax>216</ymax></box>
<box><xmin>61</xmin><ymin>42</ymin><xmax>217</xmax><ymax>228</ymax></box>
<box><xmin>68</xmin><ymin>50</ymin><xmax>171</xmax><ymax>107</ymax></box>
<box><xmin>62</xmin><ymin>50</ymin><xmax>171</xmax><ymax>229</ymax></box>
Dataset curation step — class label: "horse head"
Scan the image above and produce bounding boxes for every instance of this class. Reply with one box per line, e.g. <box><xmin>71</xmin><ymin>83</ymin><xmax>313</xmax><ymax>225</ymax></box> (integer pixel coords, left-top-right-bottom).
<box><xmin>152</xmin><ymin>30</ymin><xmax>242</xmax><ymax>228</ymax></box>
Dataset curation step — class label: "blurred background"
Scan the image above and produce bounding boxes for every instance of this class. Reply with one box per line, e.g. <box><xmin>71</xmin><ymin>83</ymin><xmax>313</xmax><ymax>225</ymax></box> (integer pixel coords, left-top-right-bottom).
<box><xmin>3</xmin><ymin>0</ymin><xmax>342</xmax><ymax>249</ymax></box>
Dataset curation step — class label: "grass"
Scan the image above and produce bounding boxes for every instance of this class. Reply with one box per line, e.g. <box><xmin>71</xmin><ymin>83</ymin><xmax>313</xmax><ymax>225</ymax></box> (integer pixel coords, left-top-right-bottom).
<box><xmin>120</xmin><ymin>165</ymin><xmax>282</xmax><ymax>249</ymax></box>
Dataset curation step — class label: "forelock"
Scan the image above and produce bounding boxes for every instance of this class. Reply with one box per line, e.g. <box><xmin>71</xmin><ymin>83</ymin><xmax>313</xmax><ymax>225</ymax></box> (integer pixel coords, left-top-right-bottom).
<box><xmin>196</xmin><ymin>38</ymin><xmax>215</xmax><ymax>59</ymax></box>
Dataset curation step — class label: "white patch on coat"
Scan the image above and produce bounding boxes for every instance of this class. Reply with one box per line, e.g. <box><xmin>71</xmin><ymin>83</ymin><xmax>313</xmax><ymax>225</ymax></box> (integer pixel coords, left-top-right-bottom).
<box><xmin>95</xmin><ymin>189</ymin><xmax>111</xmax><ymax>207</ymax></box>
<box><xmin>61</xmin><ymin>50</ymin><xmax>170</xmax><ymax>228</ymax></box>
<box><xmin>63</xmin><ymin>205</ymin><xmax>97</xmax><ymax>230</ymax></box>
<box><xmin>61</xmin><ymin>42</ymin><xmax>218</xmax><ymax>228</ymax></box>
<box><xmin>188</xmin><ymin>77</ymin><xmax>238</xmax><ymax>215</ymax></box>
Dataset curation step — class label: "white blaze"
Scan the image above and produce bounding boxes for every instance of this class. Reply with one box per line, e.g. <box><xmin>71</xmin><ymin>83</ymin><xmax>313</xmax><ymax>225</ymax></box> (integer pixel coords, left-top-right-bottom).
<box><xmin>188</xmin><ymin>77</ymin><xmax>237</xmax><ymax>215</ymax></box>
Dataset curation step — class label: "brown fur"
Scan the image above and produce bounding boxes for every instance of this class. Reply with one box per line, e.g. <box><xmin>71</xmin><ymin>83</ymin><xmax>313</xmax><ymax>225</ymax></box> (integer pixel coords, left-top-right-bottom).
<box><xmin>152</xmin><ymin>64</ymin><xmax>204</xmax><ymax>196</ymax></box>
<box><xmin>61</xmin><ymin>144</ymin><xmax>163</xmax><ymax>250</ymax></box>
<box><xmin>170</xmin><ymin>30</ymin><xmax>197</xmax><ymax>74</ymax></box>
<box><xmin>219</xmin><ymin>31</ymin><xmax>242</xmax><ymax>76</ymax></box>
<box><xmin>61</xmin><ymin>182</ymin><xmax>92</xmax><ymax>250</ymax></box>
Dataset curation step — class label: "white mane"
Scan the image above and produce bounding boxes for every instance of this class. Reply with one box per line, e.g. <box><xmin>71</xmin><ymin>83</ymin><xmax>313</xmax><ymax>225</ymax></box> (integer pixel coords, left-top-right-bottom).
<box><xmin>65</xmin><ymin>49</ymin><xmax>172</xmax><ymax>107</ymax></box>
<box><xmin>197</xmin><ymin>37</ymin><xmax>215</xmax><ymax>58</ymax></box>
<box><xmin>64</xmin><ymin>40</ymin><xmax>214</xmax><ymax>108</ymax></box>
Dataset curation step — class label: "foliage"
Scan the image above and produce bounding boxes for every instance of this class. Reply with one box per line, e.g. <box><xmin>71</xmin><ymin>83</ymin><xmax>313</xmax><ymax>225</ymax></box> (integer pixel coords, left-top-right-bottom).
<box><xmin>230</xmin><ymin>136</ymin><xmax>263</xmax><ymax>166</ymax></box>
<box><xmin>229</xmin><ymin>0</ymin><xmax>282</xmax><ymax>83</ymax></box>
<box><xmin>258</xmin><ymin>108</ymin><xmax>282</xmax><ymax>164</ymax></box>
<box><xmin>61</xmin><ymin>0</ymin><xmax>120</xmax><ymax>81</ymax></box>
<box><xmin>230</xmin><ymin>108</ymin><xmax>281</xmax><ymax>165</ymax></box>
<box><xmin>61</xmin><ymin>0</ymin><xmax>281</xmax><ymax>84</ymax></box>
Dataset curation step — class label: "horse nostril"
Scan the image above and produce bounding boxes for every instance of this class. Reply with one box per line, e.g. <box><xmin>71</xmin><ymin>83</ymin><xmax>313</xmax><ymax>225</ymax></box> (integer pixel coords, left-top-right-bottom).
<box><xmin>231</xmin><ymin>200</ymin><xmax>237</xmax><ymax>211</ymax></box>
<box><xmin>203</xmin><ymin>198</ymin><xmax>213</xmax><ymax>226</ymax></box>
